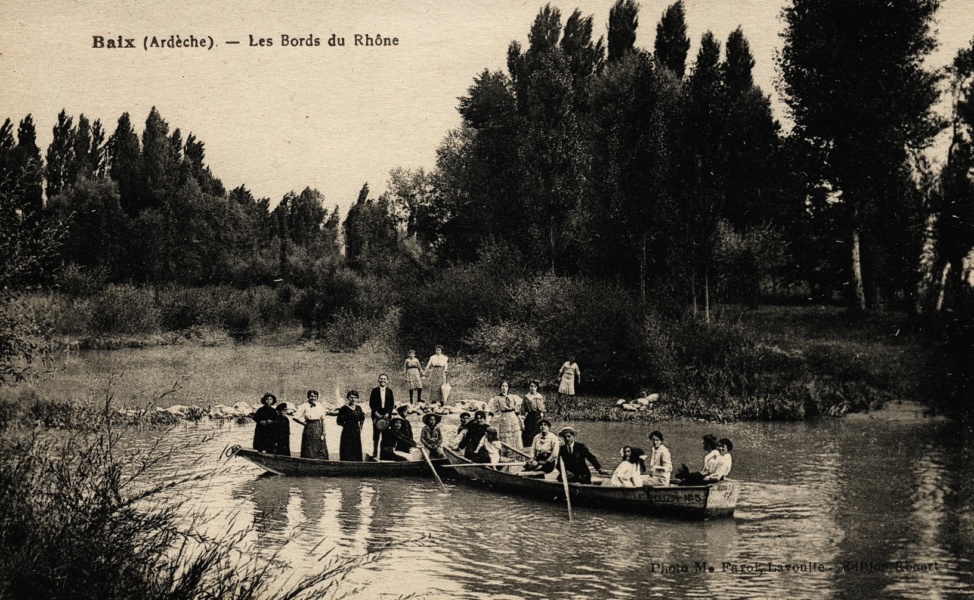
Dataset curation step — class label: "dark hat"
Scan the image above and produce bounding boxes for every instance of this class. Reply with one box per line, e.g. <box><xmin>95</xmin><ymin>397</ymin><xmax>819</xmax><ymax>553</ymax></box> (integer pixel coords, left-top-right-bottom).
<box><xmin>261</xmin><ymin>393</ymin><xmax>277</xmax><ymax>405</ymax></box>
<box><xmin>558</xmin><ymin>426</ymin><xmax>577</xmax><ymax>438</ymax></box>
<box><xmin>396</xmin><ymin>405</ymin><xmax>409</xmax><ymax>417</ymax></box>
<box><xmin>422</xmin><ymin>413</ymin><xmax>441</xmax><ymax>426</ymax></box>
<box><xmin>275</xmin><ymin>402</ymin><xmax>289</xmax><ymax>412</ymax></box>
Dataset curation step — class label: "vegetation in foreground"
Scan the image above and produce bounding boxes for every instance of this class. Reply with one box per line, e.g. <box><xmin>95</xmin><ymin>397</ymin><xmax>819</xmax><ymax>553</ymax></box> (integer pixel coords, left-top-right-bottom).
<box><xmin>0</xmin><ymin>387</ymin><xmax>401</xmax><ymax>600</ymax></box>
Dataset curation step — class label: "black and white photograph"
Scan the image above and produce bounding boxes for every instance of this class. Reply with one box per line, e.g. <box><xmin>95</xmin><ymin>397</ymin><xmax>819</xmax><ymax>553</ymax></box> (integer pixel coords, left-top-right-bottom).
<box><xmin>2</xmin><ymin>0</ymin><xmax>974</xmax><ymax>598</ymax></box>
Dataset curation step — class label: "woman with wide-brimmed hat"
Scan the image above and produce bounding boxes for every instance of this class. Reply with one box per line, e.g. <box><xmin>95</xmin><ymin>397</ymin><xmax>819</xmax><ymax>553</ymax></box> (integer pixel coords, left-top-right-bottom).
<box><xmin>252</xmin><ymin>392</ymin><xmax>278</xmax><ymax>453</ymax></box>
<box><xmin>420</xmin><ymin>412</ymin><xmax>444</xmax><ymax>458</ymax></box>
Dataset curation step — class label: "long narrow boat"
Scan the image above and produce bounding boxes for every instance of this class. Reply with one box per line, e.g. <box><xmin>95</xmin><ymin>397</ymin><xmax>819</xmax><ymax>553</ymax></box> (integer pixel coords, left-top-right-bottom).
<box><xmin>230</xmin><ymin>446</ymin><xmax>448</xmax><ymax>477</ymax></box>
<box><xmin>443</xmin><ymin>447</ymin><xmax>739</xmax><ymax>519</ymax></box>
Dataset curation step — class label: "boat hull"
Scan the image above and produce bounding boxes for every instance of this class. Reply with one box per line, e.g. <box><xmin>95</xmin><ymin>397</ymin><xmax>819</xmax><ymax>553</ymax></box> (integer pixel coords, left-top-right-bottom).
<box><xmin>233</xmin><ymin>447</ymin><xmax>448</xmax><ymax>478</ymax></box>
<box><xmin>444</xmin><ymin>448</ymin><xmax>738</xmax><ymax>519</ymax></box>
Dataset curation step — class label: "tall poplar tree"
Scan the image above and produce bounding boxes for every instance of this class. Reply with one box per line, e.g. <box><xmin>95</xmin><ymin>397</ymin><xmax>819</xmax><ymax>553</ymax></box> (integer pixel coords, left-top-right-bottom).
<box><xmin>779</xmin><ymin>0</ymin><xmax>941</xmax><ymax>312</ymax></box>
<box><xmin>653</xmin><ymin>1</ymin><xmax>690</xmax><ymax>78</ymax></box>
<box><xmin>607</xmin><ymin>0</ymin><xmax>638</xmax><ymax>63</ymax></box>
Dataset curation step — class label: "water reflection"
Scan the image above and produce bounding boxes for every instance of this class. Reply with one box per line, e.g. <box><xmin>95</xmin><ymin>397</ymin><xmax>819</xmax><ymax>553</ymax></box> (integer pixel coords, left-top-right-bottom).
<box><xmin>147</xmin><ymin>417</ymin><xmax>974</xmax><ymax>599</ymax></box>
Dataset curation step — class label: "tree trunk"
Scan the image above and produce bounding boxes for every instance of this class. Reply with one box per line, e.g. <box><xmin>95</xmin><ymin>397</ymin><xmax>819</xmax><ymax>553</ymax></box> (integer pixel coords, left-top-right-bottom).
<box><xmin>639</xmin><ymin>233</ymin><xmax>647</xmax><ymax>305</ymax></box>
<box><xmin>549</xmin><ymin>218</ymin><xmax>556</xmax><ymax>275</ymax></box>
<box><xmin>851</xmin><ymin>227</ymin><xmax>867</xmax><ymax>312</ymax></box>
<box><xmin>704</xmin><ymin>271</ymin><xmax>711</xmax><ymax>323</ymax></box>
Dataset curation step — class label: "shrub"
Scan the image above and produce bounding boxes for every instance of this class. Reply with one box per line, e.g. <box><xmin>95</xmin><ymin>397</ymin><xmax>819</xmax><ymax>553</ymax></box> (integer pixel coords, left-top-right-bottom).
<box><xmin>88</xmin><ymin>285</ymin><xmax>160</xmax><ymax>336</ymax></box>
<box><xmin>465</xmin><ymin>275</ymin><xmax>649</xmax><ymax>393</ymax></box>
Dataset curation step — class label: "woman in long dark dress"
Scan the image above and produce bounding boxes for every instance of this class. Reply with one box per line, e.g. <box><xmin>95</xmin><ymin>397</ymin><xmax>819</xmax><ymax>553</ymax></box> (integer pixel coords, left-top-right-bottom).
<box><xmin>520</xmin><ymin>380</ymin><xmax>545</xmax><ymax>448</ymax></box>
<box><xmin>272</xmin><ymin>403</ymin><xmax>291</xmax><ymax>456</ymax></box>
<box><xmin>252</xmin><ymin>393</ymin><xmax>278</xmax><ymax>453</ymax></box>
<box><xmin>336</xmin><ymin>390</ymin><xmax>366</xmax><ymax>461</ymax></box>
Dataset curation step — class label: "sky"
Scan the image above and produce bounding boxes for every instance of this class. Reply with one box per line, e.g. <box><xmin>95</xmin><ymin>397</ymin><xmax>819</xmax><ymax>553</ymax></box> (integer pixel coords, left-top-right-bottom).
<box><xmin>2</xmin><ymin>0</ymin><xmax>972</xmax><ymax>213</ymax></box>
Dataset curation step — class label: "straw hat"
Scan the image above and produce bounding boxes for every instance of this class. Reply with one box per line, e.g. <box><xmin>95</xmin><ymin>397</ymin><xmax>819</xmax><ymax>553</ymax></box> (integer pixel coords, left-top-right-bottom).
<box><xmin>374</xmin><ymin>417</ymin><xmax>390</xmax><ymax>431</ymax></box>
<box><xmin>557</xmin><ymin>426</ymin><xmax>577</xmax><ymax>438</ymax></box>
<box><xmin>422</xmin><ymin>413</ymin><xmax>441</xmax><ymax>427</ymax></box>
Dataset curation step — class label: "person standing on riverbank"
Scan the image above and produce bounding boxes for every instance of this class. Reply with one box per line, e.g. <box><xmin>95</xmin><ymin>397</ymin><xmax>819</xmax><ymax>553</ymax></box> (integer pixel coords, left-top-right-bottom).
<box><xmin>336</xmin><ymin>390</ymin><xmax>366</xmax><ymax>461</ymax></box>
<box><xmin>424</xmin><ymin>346</ymin><xmax>449</xmax><ymax>406</ymax></box>
<box><xmin>403</xmin><ymin>349</ymin><xmax>425</xmax><ymax>405</ymax></box>
<box><xmin>369</xmin><ymin>374</ymin><xmax>396</xmax><ymax>456</ymax></box>
<box><xmin>557</xmin><ymin>357</ymin><xmax>580</xmax><ymax>406</ymax></box>
<box><xmin>293</xmin><ymin>390</ymin><xmax>328</xmax><ymax>459</ymax></box>
<box><xmin>252</xmin><ymin>393</ymin><xmax>278</xmax><ymax>453</ymax></box>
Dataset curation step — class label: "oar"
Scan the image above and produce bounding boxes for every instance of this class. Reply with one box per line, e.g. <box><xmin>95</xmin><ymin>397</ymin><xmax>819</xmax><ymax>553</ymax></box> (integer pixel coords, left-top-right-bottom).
<box><xmin>442</xmin><ymin>462</ymin><xmax>522</xmax><ymax>469</ymax></box>
<box><xmin>499</xmin><ymin>441</ymin><xmax>532</xmax><ymax>460</ymax></box>
<box><xmin>420</xmin><ymin>447</ymin><xmax>446</xmax><ymax>489</ymax></box>
<box><xmin>558</xmin><ymin>457</ymin><xmax>574</xmax><ymax>522</ymax></box>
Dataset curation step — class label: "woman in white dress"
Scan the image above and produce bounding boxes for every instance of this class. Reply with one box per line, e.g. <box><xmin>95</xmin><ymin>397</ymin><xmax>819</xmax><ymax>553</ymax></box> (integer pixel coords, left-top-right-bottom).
<box><xmin>424</xmin><ymin>345</ymin><xmax>449</xmax><ymax>406</ymax></box>
<box><xmin>557</xmin><ymin>357</ymin><xmax>580</xmax><ymax>398</ymax></box>
<box><xmin>610</xmin><ymin>446</ymin><xmax>646</xmax><ymax>487</ymax></box>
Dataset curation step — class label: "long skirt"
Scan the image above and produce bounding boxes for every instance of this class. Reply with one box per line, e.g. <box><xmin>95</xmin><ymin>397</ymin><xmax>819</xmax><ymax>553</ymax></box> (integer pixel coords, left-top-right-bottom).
<box><xmin>301</xmin><ymin>420</ymin><xmax>328</xmax><ymax>459</ymax></box>
<box><xmin>405</xmin><ymin>367</ymin><xmax>423</xmax><ymax>390</ymax></box>
<box><xmin>492</xmin><ymin>412</ymin><xmax>522</xmax><ymax>450</ymax></box>
<box><xmin>426</xmin><ymin>366</ymin><xmax>445</xmax><ymax>404</ymax></box>
<box><xmin>339</xmin><ymin>425</ymin><xmax>363</xmax><ymax>461</ymax></box>
<box><xmin>521</xmin><ymin>410</ymin><xmax>542</xmax><ymax>448</ymax></box>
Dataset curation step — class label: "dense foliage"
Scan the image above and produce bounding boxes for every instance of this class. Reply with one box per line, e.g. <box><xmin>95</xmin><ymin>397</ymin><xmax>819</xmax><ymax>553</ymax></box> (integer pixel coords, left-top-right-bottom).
<box><xmin>2</xmin><ymin>0</ymin><xmax>972</xmax><ymax>413</ymax></box>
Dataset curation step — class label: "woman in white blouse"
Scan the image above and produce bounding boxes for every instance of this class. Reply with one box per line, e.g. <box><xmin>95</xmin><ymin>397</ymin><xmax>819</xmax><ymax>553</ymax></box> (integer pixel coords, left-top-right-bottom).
<box><xmin>644</xmin><ymin>430</ymin><xmax>672</xmax><ymax>486</ymax></box>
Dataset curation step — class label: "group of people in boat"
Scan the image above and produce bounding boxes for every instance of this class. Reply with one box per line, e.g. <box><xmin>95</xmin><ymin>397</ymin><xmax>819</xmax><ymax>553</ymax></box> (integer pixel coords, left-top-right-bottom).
<box><xmin>251</xmin><ymin>372</ymin><xmax>734</xmax><ymax>487</ymax></box>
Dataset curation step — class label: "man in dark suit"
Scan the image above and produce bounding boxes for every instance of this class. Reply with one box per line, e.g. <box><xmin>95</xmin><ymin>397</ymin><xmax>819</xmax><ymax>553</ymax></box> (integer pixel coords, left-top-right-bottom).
<box><xmin>369</xmin><ymin>373</ymin><xmax>396</xmax><ymax>455</ymax></box>
<box><xmin>557</xmin><ymin>426</ymin><xmax>609</xmax><ymax>483</ymax></box>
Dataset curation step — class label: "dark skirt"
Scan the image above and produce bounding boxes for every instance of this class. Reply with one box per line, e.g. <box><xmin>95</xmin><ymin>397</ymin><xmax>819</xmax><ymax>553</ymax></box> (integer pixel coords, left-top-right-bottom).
<box><xmin>339</xmin><ymin>425</ymin><xmax>363</xmax><ymax>461</ymax></box>
<box><xmin>272</xmin><ymin>419</ymin><xmax>291</xmax><ymax>456</ymax></box>
<box><xmin>521</xmin><ymin>410</ymin><xmax>542</xmax><ymax>448</ymax></box>
<box><xmin>301</xmin><ymin>420</ymin><xmax>328</xmax><ymax>459</ymax></box>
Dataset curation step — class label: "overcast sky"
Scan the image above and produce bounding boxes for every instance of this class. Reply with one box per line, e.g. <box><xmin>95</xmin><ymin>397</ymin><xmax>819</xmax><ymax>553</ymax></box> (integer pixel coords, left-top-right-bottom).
<box><xmin>2</xmin><ymin>0</ymin><xmax>972</xmax><ymax>212</ymax></box>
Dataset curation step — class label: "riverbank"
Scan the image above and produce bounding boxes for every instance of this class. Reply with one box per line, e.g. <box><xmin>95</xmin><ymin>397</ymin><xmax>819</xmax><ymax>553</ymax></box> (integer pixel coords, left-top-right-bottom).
<box><xmin>0</xmin><ymin>303</ymin><xmax>942</xmax><ymax>428</ymax></box>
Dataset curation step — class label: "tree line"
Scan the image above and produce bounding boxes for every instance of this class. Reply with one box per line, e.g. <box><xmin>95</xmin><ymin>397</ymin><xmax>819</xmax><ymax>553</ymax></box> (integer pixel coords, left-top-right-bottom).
<box><xmin>2</xmin><ymin>0</ymin><xmax>973</xmax><ymax>409</ymax></box>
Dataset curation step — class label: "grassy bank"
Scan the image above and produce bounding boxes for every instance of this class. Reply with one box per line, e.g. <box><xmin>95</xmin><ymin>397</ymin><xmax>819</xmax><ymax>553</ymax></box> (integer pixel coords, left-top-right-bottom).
<box><xmin>0</xmin><ymin>304</ymin><xmax>936</xmax><ymax>424</ymax></box>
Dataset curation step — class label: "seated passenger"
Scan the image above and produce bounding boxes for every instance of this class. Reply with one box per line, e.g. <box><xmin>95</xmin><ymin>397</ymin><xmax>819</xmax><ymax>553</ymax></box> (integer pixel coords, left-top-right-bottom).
<box><xmin>644</xmin><ymin>430</ymin><xmax>672</xmax><ymax>486</ymax></box>
<box><xmin>457</xmin><ymin>411</ymin><xmax>490</xmax><ymax>461</ymax></box>
<box><xmin>420</xmin><ymin>413</ymin><xmax>445</xmax><ymax>459</ymax></box>
<box><xmin>675</xmin><ymin>434</ymin><xmax>719</xmax><ymax>484</ymax></box>
<box><xmin>472</xmin><ymin>427</ymin><xmax>501</xmax><ymax>464</ymax></box>
<box><xmin>379</xmin><ymin>418</ymin><xmax>414</xmax><ymax>461</ymax></box>
<box><xmin>556</xmin><ymin>427</ymin><xmax>609</xmax><ymax>484</ymax></box>
<box><xmin>523</xmin><ymin>419</ymin><xmax>560</xmax><ymax>474</ymax></box>
<box><xmin>609</xmin><ymin>446</ymin><xmax>646</xmax><ymax>487</ymax></box>
<box><xmin>704</xmin><ymin>438</ymin><xmax>733</xmax><ymax>481</ymax></box>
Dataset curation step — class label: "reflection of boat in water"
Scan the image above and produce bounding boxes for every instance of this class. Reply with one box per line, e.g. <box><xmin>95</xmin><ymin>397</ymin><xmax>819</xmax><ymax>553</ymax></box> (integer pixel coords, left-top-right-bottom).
<box><xmin>230</xmin><ymin>446</ymin><xmax>448</xmax><ymax>478</ymax></box>
<box><xmin>443</xmin><ymin>448</ymin><xmax>739</xmax><ymax>520</ymax></box>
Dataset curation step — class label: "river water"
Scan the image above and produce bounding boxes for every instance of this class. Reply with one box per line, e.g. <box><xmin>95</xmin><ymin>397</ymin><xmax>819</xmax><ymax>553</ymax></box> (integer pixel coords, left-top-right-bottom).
<box><xmin>142</xmin><ymin>414</ymin><xmax>973</xmax><ymax>599</ymax></box>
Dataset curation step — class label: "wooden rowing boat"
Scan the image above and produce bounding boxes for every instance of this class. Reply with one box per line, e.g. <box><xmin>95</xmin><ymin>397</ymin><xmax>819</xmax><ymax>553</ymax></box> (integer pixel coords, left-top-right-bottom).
<box><xmin>231</xmin><ymin>446</ymin><xmax>448</xmax><ymax>477</ymax></box>
<box><xmin>443</xmin><ymin>447</ymin><xmax>739</xmax><ymax>519</ymax></box>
